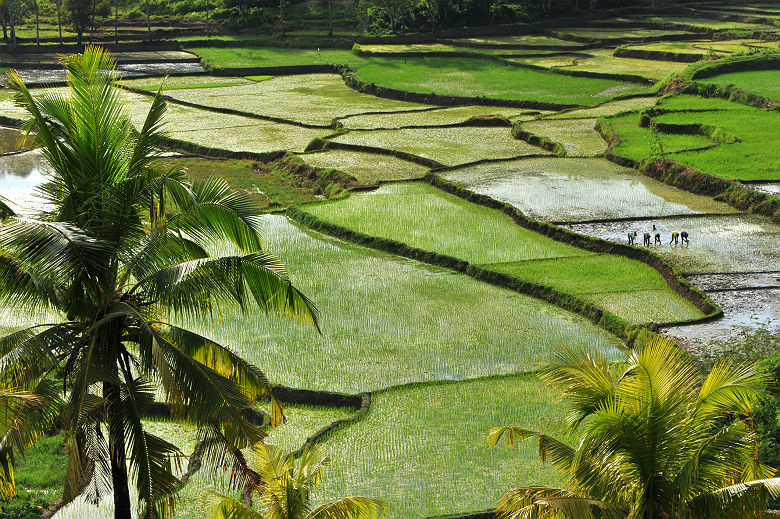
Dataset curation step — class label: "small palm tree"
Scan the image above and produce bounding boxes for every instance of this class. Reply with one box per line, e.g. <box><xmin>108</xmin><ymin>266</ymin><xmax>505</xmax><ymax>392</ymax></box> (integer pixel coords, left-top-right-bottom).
<box><xmin>1</xmin><ymin>46</ymin><xmax>319</xmax><ymax>519</ymax></box>
<box><xmin>0</xmin><ymin>380</ymin><xmax>60</xmax><ymax>501</ymax></box>
<box><xmin>490</xmin><ymin>337</ymin><xmax>780</xmax><ymax>519</ymax></box>
<box><xmin>209</xmin><ymin>443</ymin><xmax>388</xmax><ymax>519</ymax></box>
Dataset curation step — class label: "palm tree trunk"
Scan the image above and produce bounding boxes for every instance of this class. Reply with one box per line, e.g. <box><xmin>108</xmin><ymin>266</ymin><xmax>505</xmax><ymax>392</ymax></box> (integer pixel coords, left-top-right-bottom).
<box><xmin>205</xmin><ymin>0</ymin><xmax>209</xmax><ymax>35</ymax></box>
<box><xmin>145</xmin><ymin>0</ymin><xmax>150</xmax><ymax>38</ymax></box>
<box><xmin>1</xmin><ymin>10</ymin><xmax>7</xmax><ymax>42</ymax></box>
<box><xmin>327</xmin><ymin>0</ymin><xmax>332</xmax><ymax>36</ymax></box>
<box><xmin>35</xmin><ymin>0</ymin><xmax>39</xmax><ymax>46</ymax></box>
<box><xmin>104</xmin><ymin>382</ymin><xmax>132</xmax><ymax>519</ymax></box>
<box><xmin>114</xmin><ymin>0</ymin><xmax>118</xmax><ymax>44</ymax></box>
<box><xmin>89</xmin><ymin>0</ymin><xmax>95</xmax><ymax>44</ymax></box>
<box><xmin>279</xmin><ymin>0</ymin><xmax>284</xmax><ymax>36</ymax></box>
<box><xmin>56</xmin><ymin>0</ymin><xmax>62</xmax><ymax>44</ymax></box>
<box><xmin>9</xmin><ymin>9</ymin><xmax>16</xmax><ymax>49</ymax></box>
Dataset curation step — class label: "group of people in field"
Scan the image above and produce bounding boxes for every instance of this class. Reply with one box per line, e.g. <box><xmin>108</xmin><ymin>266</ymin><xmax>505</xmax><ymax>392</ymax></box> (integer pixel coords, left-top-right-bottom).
<box><xmin>627</xmin><ymin>225</ymin><xmax>688</xmax><ymax>247</ymax></box>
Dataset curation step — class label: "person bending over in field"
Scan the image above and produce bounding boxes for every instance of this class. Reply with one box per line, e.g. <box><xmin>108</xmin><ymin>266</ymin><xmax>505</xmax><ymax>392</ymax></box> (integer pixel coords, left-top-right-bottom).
<box><xmin>628</xmin><ymin>231</ymin><xmax>635</xmax><ymax>245</ymax></box>
<box><xmin>681</xmin><ymin>231</ymin><xmax>689</xmax><ymax>245</ymax></box>
<box><xmin>654</xmin><ymin>231</ymin><xmax>661</xmax><ymax>245</ymax></box>
<box><xmin>670</xmin><ymin>231</ymin><xmax>679</xmax><ymax>245</ymax></box>
<box><xmin>643</xmin><ymin>232</ymin><xmax>651</xmax><ymax>246</ymax></box>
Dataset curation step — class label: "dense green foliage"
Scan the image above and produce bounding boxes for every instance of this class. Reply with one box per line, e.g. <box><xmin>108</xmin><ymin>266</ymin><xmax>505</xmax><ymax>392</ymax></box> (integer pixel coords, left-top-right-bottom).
<box><xmin>490</xmin><ymin>338</ymin><xmax>780</xmax><ymax>519</ymax></box>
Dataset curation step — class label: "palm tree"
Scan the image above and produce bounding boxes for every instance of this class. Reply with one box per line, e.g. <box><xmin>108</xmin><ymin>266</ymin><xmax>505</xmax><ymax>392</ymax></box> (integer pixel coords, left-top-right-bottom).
<box><xmin>0</xmin><ymin>46</ymin><xmax>320</xmax><ymax>519</ymax></box>
<box><xmin>490</xmin><ymin>337</ymin><xmax>780</xmax><ymax>519</ymax></box>
<box><xmin>0</xmin><ymin>381</ymin><xmax>61</xmax><ymax>501</ymax></box>
<box><xmin>209</xmin><ymin>443</ymin><xmax>388</xmax><ymax>519</ymax></box>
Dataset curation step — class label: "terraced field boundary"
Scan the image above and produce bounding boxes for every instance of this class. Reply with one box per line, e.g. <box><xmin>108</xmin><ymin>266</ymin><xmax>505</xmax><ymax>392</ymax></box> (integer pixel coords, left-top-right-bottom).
<box><xmin>596</xmin><ymin>116</ymin><xmax>780</xmax><ymax>222</ymax></box>
<box><xmin>201</xmin><ymin>64</ymin><xmax>651</xmax><ymax>110</ymax></box>
<box><xmin>287</xmin><ymin>204</ymin><xmax>642</xmax><ymax>340</ymax></box>
<box><xmin>614</xmin><ymin>45</ymin><xmax>705</xmax><ymax>63</ymax></box>
<box><xmin>289</xmin><ymin>180</ymin><xmax>719</xmax><ymax>343</ymax></box>
<box><xmin>305</xmin><ymin>137</ymin><xmax>446</xmax><ymax>169</ymax></box>
<box><xmin>511</xmin><ymin>124</ymin><xmax>567</xmax><ymax>156</ymax></box>
<box><xmin>423</xmin><ymin>174</ymin><xmax>720</xmax><ymax>322</ymax></box>
<box><xmin>118</xmin><ymin>83</ymin><xmax>334</xmax><ymax>129</ymax></box>
<box><xmin>543</xmin><ymin>29</ymin><xmax>699</xmax><ymax>46</ymax></box>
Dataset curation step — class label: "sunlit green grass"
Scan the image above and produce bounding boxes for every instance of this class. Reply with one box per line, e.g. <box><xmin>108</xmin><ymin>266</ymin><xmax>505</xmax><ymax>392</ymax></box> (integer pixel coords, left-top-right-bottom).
<box><xmin>551</xmin><ymin>27</ymin><xmax>694</xmax><ymax>39</ymax></box>
<box><xmin>189</xmin><ymin>47</ymin><xmax>367</xmax><ymax>68</ymax></box>
<box><xmin>351</xmin><ymin>57</ymin><xmax>650</xmax><ymax>105</ymax></box>
<box><xmin>700</xmin><ymin>68</ymin><xmax>780</xmax><ymax>100</ymax></box>
<box><xmin>449</xmin><ymin>34</ymin><xmax>584</xmax><ymax>46</ymax></box>
<box><xmin>605</xmin><ymin>112</ymin><xmax>716</xmax><ymax>160</ymax></box>
<box><xmin>607</xmin><ymin>95</ymin><xmax>780</xmax><ymax>181</ymax></box>
<box><xmin>628</xmin><ymin>15</ymin><xmax>777</xmax><ymax>30</ymax></box>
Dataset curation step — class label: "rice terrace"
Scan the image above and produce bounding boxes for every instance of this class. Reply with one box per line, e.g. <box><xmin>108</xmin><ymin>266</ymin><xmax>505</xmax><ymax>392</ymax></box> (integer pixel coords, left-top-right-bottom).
<box><xmin>0</xmin><ymin>0</ymin><xmax>779</xmax><ymax>517</ymax></box>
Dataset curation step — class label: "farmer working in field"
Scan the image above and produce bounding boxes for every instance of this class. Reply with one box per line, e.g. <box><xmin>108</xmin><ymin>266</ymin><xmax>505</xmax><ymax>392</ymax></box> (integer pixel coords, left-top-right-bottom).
<box><xmin>627</xmin><ymin>231</ymin><xmax>635</xmax><ymax>245</ymax></box>
<box><xmin>681</xmin><ymin>231</ymin><xmax>689</xmax><ymax>245</ymax></box>
<box><xmin>670</xmin><ymin>231</ymin><xmax>679</xmax><ymax>245</ymax></box>
<box><xmin>643</xmin><ymin>232</ymin><xmax>651</xmax><ymax>246</ymax></box>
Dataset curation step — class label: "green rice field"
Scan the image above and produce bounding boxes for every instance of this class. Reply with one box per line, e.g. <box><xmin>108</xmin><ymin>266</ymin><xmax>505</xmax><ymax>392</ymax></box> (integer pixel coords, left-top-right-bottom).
<box><xmin>519</xmin><ymin>118</ymin><xmax>607</xmax><ymax>156</ymax></box>
<box><xmin>6</xmin><ymin>17</ymin><xmax>780</xmax><ymax>519</ymax></box>
<box><xmin>339</xmin><ymin>105</ymin><xmax>542</xmax><ymax>129</ymax></box>
<box><xmin>513</xmin><ymin>50</ymin><xmax>689</xmax><ymax>79</ymax></box>
<box><xmin>628</xmin><ymin>15</ymin><xmax>779</xmax><ymax>31</ymax></box>
<box><xmin>571</xmin><ymin>214</ymin><xmax>780</xmax><ymax>272</ymax></box>
<box><xmin>119</xmin><ymin>89</ymin><xmax>328</xmax><ymax>152</ymax></box>
<box><xmin>330</xmin><ymin>126</ymin><xmax>544</xmax><ymax>165</ymax></box>
<box><xmin>313</xmin><ymin>375</ymin><xmax>568</xmax><ymax>518</ymax></box>
<box><xmin>300</xmin><ymin>149</ymin><xmax>431</xmax><ymax>183</ymax></box>
<box><xmin>448</xmin><ymin>34</ymin><xmax>585</xmax><ymax>46</ymax></box>
<box><xmin>550</xmin><ymin>27</ymin><xmax>696</xmax><ymax>40</ymax></box>
<box><xmin>301</xmin><ymin>183</ymin><xmax>703</xmax><ymax>323</ymax></box>
<box><xmin>150</xmin><ymin>74</ymin><xmax>431</xmax><ymax>126</ymax></box>
<box><xmin>605</xmin><ymin>95</ymin><xmax>780</xmax><ymax>181</ymax></box>
<box><xmin>171</xmin><ymin>215</ymin><xmax>624</xmax><ymax>393</ymax></box>
<box><xmin>702</xmin><ymin>68</ymin><xmax>780</xmax><ymax>100</ymax></box>
<box><xmin>350</xmin><ymin>57</ymin><xmax>651</xmax><ymax>105</ymax></box>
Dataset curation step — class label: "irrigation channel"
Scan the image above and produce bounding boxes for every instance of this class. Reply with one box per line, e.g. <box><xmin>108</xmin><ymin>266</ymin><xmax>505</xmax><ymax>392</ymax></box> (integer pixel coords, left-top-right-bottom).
<box><xmin>0</xmin><ymin>41</ymin><xmax>778</xmax><ymax>518</ymax></box>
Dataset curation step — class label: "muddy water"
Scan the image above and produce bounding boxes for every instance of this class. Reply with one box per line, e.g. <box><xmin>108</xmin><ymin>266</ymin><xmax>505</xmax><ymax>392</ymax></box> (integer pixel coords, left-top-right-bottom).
<box><xmin>441</xmin><ymin>157</ymin><xmax>738</xmax><ymax>222</ymax></box>
<box><xmin>12</xmin><ymin>62</ymin><xmax>204</xmax><ymax>84</ymax></box>
<box><xmin>663</xmin><ymin>286</ymin><xmax>780</xmax><ymax>351</ymax></box>
<box><xmin>0</xmin><ymin>127</ymin><xmax>29</xmax><ymax>154</ymax></box>
<box><xmin>570</xmin><ymin>214</ymin><xmax>780</xmax><ymax>273</ymax></box>
<box><xmin>0</xmin><ymin>150</ymin><xmax>48</xmax><ymax>210</ymax></box>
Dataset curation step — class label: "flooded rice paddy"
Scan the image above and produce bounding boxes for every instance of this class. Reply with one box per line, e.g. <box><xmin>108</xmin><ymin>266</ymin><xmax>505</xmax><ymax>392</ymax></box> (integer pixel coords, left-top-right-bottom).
<box><xmin>570</xmin><ymin>214</ymin><xmax>780</xmax><ymax>273</ymax></box>
<box><xmin>440</xmin><ymin>157</ymin><xmax>737</xmax><ymax>221</ymax></box>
